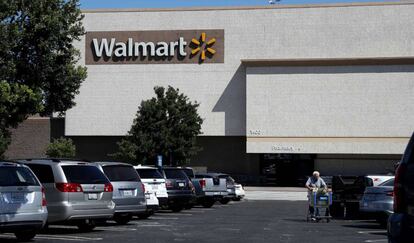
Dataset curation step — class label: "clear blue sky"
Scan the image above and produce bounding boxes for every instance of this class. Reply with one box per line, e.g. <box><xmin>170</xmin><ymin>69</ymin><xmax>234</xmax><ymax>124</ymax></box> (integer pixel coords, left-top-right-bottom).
<box><xmin>79</xmin><ymin>0</ymin><xmax>397</xmax><ymax>9</ymax></box>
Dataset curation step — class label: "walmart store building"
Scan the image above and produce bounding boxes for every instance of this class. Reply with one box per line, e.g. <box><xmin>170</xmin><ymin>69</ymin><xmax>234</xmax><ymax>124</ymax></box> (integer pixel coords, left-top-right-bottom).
<box><xmin>6</xmin><ymin>2</ymin><xmax>414</xmax><ymax>185</ymax></box>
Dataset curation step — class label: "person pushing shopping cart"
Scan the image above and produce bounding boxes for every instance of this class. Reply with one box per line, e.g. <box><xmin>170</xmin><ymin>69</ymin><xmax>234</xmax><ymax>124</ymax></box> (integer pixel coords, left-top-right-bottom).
<box><xmin>305</xmin><ymin>171</ymin><xmax>332</xmax><ymax>222</ymax></box>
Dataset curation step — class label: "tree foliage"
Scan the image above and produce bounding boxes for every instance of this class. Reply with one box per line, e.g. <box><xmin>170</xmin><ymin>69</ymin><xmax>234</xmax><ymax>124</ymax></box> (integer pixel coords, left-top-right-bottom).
<box><xmin>0</xmin><ymin>0</ymin><xmax>86</xmax><ymax>157</ymax></box>
<box><xmin>46</xmin><ymin>137</ymin><xmax>76</xmax><ymax>158</ymax></box>
<box><xmin>113</xmin><ymin>86</ymin><xmax>203</xmax><ymax>166</ymax></box>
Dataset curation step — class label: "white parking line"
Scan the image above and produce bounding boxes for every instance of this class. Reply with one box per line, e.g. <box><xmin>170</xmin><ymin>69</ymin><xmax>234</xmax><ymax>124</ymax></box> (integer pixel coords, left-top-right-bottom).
<box><xmin>358</xmin><ymin>231</ymin><xmax>387</xmax><ymax>234</ymax></box>
<box><xmin>1</xmin><ymin>233</ymin><xmax>103</xmax><ymax>242</ymax></box>
<box><xmin>364</xmin><ymin>239</ymin><xmax>387</xmax><ymax>242</ymax></box>
<box><xmin>159</xmin><ymin>213</ymin><xmax>193</xmax><ymax>216</ymax></box>
<box><xmin>95</xmin><ymin>227</ymin><xmax>137</xmax><ymax>232</ymax></box>
<box><xmin>150</xmin><ymin>216</ymin><xmax>179</xmax><ymax>220</ymax></box>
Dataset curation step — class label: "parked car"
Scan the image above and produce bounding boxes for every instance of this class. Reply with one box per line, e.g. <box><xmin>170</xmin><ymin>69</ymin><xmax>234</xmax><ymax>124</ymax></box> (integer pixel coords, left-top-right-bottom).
<box><xmin>0</xmin><ymin>161</ymin><xmax>48</xmax><ymax>241</ymax></box>
<box><xmin>134</xmin><ymin>165</ymin><xmax>168</xmax><ymax>208</ymax></box>
<box><xmin>217</xmin><ymin>174</ymin><xmax>238</xmax><ymax>204</ymax></box>
<box><xmin>184</xmin><ymin>170</ymin><xmax>228</xmax><ymax>208</ymax></box>
<box><xmin>330</xmin><ymin>175</ymin><xmax>374</xmax><ymax>218</ymax></box>
<box><xmin>367</xmin><ymin>175</ymin><xmax>394</xmax><ymax>187</ymax></box>
<box><xmin>234</xmin><ymin>183</ymin><xmax>245</xmax><ymax>201</ymax></box>
<box><xmin>94</xmin><ymin>162</ymin><xmax>147</xmax><ymax>224</ymax></box>
<box><xmin>20</xmin><ymin>159</ymin><xmax>115</xmax><ymax>231</ymax></box>
<box><xmin>360</xmin><ymin>178</ymin><xmax>394</xmax><ymax>226</ymax></box>
<box><xmin>159</xmin><ymin>167</ymin><xmax>195</xmax><ymax>212</ymax></box>
<box><xmin>388</xmin><ymin>132</ymin><xmax>414</xmax><ymax>243</ymax></box>
<box><xmin>217</xmin><ymin>174</ymin><xmax>245</xmax><ymax>202</ymax></box>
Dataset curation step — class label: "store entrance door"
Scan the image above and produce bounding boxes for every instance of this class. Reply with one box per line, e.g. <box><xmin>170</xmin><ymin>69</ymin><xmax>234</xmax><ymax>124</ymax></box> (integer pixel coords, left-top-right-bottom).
<box><xmin>260</xmin><ymin>154</ymin><xmax>315</xmax><ymax>186</ymax></box>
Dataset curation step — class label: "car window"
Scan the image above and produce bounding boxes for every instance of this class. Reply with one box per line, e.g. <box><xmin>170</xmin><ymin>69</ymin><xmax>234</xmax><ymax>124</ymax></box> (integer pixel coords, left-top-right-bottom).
<box><xmin>196</xmin><ymin>174</ymin><xmax>212</xmax><ymax>178</ymax></box>
<box><xmin>164</xmin><ymin>169</ymin><xmax>188</xmax><ymax>180</ymax></box>
<box><xmin>62</xmin><ymin>165</ymin><xmax>109</xmax><ymax>184</ymax></box>
<box><xmin>0</xmin><ymin>167</ymin><xmax>40</xmax><ymax>186</ymax></box>
<box><xmin>136</xmin><ymin>169</ymin><xmax>164</xmax><ymax>179</ymax></box>
<box><xmin>182</xmin><ymin>169</ymin><xmax>195</xmax><ymax>178</ymax></box>
<box><xmin>379</xmin><ymin>178</ymin><xmax>394</xmax><ymax>187</ymax></box>
<box><xmin>26</xmin><ymin>164</ymin><xmax>55</xmax><ymax>183</ymax></box>
<box><xmin>103</xmin><ymin>165</ymin><xmax>140</xmax><ymax>182</ymax></box>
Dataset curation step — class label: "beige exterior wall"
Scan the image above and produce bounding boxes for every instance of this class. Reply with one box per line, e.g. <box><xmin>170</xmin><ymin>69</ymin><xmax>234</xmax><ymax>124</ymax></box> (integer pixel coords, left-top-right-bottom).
<box><xmin>66</xmin><ymin>2</ymin><xmax>414</xmax><ymax>145</ymax></box>
<box><xmin>246</xmin><ymin>64</ymin><xmax>414</xmax><ymax>154</ymax></box>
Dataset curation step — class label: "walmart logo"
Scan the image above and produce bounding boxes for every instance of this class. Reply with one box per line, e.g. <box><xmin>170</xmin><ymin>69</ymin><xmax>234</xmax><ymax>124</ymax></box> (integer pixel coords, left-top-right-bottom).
<box><xmin>190</xmin><ymin>32</ymin><xmax>216</xmax><ymax>62</ymax></box>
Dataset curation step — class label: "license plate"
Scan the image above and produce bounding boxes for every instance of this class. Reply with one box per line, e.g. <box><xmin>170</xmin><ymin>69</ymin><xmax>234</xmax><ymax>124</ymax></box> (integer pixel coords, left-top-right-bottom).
<box><xmin>152</xmin><ymin>185</ymin><xmax>158</xmax><ymax>190</ymax></box>
<box><xmin>123</xmin><ymin>190</ymin><xmax>133</xmax><ymax>197</ymax></box>
<box><xmin>88</xmin><ymin>193</ymin><xmax>98</xmax><ymax>200</ymax></box>
<box><xmin>11</xmin><ymin>193</ymin><xmax>25</xmax><ymax>202</ymax></box>
<box><xmin>178</xmin><ymin>183</ymin><xmax>185</xmax><ymax>187</ymax></box>
<box><xmin>408</xmin><ymin>206</ymin><xmax>414</xmax><ymax>216</ymax></box>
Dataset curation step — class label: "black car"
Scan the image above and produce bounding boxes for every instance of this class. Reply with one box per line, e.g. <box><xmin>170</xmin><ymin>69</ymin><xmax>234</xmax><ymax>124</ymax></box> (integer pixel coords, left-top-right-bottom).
<box><xmin>159</xmin><ymin>167</ymin><xmax>195</xmax><ymax>212</ymax></box>
<box><xmin>388</xmin><ymin>132</ymin><xmax>414</xmax><ymax>243</ymax></box>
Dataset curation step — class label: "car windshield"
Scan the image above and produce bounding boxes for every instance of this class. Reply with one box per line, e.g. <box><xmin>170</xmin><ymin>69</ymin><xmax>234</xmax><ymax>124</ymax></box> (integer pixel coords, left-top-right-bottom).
<box><xmin>0</xmin><ymin>167</ymin><xmax>39</xmax><ymax>187</ymax></box>
<box><xmin>103</xmin><ymin>165</ymin><xmax>140</xmax><ymax>182</ymax></box>
<box><xmin>136</xmin><ymin>169</ymin><xmax>164</xmax><ymax>179</ymax></box>
<box><xmin>62</xmin><ymin>165</ymin><xmax>109</xmax><ymax>184</ymax></box>
<box><xmin>379</xmin><ymin>178</ymin><xmax>395</xmax><ymax>187</ymax></box>
<box><xmin>164</xmin><ymin>169</ymin><xmax>188</xmax><ymax>179</ymax></box>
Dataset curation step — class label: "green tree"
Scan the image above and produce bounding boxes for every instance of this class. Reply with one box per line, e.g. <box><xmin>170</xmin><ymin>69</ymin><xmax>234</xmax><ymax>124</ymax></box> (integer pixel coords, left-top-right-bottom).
<box><xmin>113</xmin><ymin>86</ymin><xmax>203</xmax><ymax>166</ymax></box>
<box><xmin>0</xmin><ymin>0</ymin><xmax>86</xmax><ymax>157</ymax></box>
<box><xmin>46</xmin><ymin>137</ymin><xmax>76</xmax><ymax>158</ymax></box>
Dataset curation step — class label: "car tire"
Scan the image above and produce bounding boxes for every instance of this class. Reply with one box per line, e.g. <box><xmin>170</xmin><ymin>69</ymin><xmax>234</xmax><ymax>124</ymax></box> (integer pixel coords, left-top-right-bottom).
<box><xmin>114</xmin><ymin>214</ymin><xmax>132</xmax><ymax>225</ymax></box>
<box><xmin>233</xmin><ymin>197</ymin><xmax>241</xmax><ymax>201</ymax></box>
<box><xmin>170</xmin><ymin>205</ymin><xmax>183</xmax><ymax>212</ymax></box>
<box><xmin>202</xmin><ymin>199</ymin><xmax>215</xmax><ymax>208</ymax></box>
<box><xmin>15</xmin><ymin>230</ymin><xmax>37</xmax><ymax>242</ymax></box>
<box><xmin>77</xmin><ymin>220</ymin><xmax>96</xmax><ymax>232</ymax></box>
<box><xmin>184</xmin><ymin>204</ymin><xmax>193</xmax><ymax>210</ymax></box>
<box><xmin>220</xmin><ymin>198</ymin><xmax>230</xmax><ymax>205</ymax></box>
<box><xmin>138</xmin><ymin>212</ymin><xmax>151</xmax><ymax>220</ymax></box>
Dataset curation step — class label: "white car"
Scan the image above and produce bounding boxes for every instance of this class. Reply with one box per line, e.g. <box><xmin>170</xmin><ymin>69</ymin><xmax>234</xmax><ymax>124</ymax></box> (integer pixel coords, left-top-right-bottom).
<box><xmin>234</xmin><ymin>183</ymin><xmax>245</xmax><ymax>201</ymax></box>
<box><xmin>134</xmin><ymin>165</ymin><xmax>168</xmax><ymax>208</ymax></box>
<box><xmin>367</xmin><ymin>175</ymin><xmax>394</xmax><ymax>187</ymax></box>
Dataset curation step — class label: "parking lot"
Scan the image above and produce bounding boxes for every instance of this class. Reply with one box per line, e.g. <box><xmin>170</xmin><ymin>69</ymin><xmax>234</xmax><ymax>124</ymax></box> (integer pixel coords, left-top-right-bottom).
<box><xmin>0</xmin><ymin>198</ymin><xmax>387</xmax><ymax>243</ymax></box>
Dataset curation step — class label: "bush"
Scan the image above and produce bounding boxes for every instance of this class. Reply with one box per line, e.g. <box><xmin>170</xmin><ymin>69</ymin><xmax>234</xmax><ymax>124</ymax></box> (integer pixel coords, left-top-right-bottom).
<box><xmin>46</xmin><ymin>138</ymin><xmax>76</xmax><ymax>158</ymax></box>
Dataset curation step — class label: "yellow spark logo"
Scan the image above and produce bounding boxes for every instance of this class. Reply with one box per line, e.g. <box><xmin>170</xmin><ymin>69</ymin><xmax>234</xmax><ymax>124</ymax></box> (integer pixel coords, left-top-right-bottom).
<box><xmin>190</xmin><ymin>32</ymin><xmax>216</xmax><ymax>62</ymax></box>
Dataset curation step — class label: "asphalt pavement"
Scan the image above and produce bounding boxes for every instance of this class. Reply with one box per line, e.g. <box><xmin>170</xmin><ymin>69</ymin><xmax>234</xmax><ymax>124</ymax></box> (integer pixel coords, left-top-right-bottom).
<box><xmin>0</xmin><ymin>200</ymin><xmax>387</xmax><ymax>243</ymax></box>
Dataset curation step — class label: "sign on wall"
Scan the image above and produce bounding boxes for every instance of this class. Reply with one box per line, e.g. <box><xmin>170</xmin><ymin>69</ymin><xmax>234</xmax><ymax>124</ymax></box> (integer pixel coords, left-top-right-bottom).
<box><xmin>85</xmin><ymin>29</ymin><xmax>224</xmax><ymax>65</ymax></box>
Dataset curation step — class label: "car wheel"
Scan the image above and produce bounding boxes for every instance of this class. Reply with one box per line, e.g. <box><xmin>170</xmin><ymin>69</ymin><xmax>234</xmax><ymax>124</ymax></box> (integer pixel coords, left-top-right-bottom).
<box><xmin>138</xmin><ymin>212</ymin><xmax>151</xmax><ymax>220</ymax></box>
<box><xmin>220</xmin><ymin>198</ymin><xmax>230</xmax><ymax>205</ymax></box>
<box><xmin>202</xmin><ymin>199</ymin><xmax>215</xmax><ymax>208</ymax></box>
<box><xmin>170</xmin><ymin>205</ymin><xmax>183</xmax><ymax>212</ymax></box>
<box><xmin>15</xmin><ymin>230</ymin><xmax>37</xmax><ymax>242</ymax></box>
<box><xmin>233</xmin><ymin>197</ymin><xmax>241</xmax><ymax>201</ymax></box>
<box><xmin>77</xmin><ymin>220</ymin><xmax>96</xmax><ymax>232</ymax></box>
<box><xmin>114</xmin><ymin>214</ymin><xmax>132</xmax><ymax>225</ymax></box>
<box><xmin>184</xmin><ymin>204</ymin><xmax>193</xmax><ymax>210</ymax></box>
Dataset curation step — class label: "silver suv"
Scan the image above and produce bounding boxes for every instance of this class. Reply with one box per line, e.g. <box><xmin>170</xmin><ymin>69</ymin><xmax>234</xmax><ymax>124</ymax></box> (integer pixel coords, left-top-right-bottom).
<box><xmin>0</xmin><ymin>161</ymin><xmax>48</xmax><ymax>241</ymax></box>
<box><xmin>94</xmin><ymin>162</ymin><xmax>147</xmax><ymax>224</ymax></box>
<box><xmin>20</xmin><ymin>159</ymin><xmax>115</xmax><ymax>231</ymax></box>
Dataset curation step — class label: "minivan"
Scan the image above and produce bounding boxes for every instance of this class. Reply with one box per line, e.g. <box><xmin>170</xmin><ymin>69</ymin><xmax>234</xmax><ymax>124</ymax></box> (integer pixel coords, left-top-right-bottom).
<box><xmin>95</xmin><ymin>162</ymin><xmax>147</xmax><ymax>224</ymax></box>
<box><xmin>20</xmin><ymin>159</ymin><xmax>115</xmax><ymax>231</ymax></box>
<box><xmin>0</xmin><ymin>161</ymin><xmax>48</xmax><ymax>241</ymax></box>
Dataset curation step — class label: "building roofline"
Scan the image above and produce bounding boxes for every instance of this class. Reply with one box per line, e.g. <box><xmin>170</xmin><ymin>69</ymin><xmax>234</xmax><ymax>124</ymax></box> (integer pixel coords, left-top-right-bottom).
<box><xmin>81</xmin><ymin>1</ymin><xmax>414</xmax><ymax>14</ymax></box>
<box><xmin>241</xmin><ymin>57</ymin><xmax>414</xmax><ymax>67</ymax></box>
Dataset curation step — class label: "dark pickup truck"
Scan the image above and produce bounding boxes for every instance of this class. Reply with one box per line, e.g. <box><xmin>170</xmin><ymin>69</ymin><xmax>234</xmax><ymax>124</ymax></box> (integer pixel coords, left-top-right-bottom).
<box><xmin>331</xmin><ymin>175</ymin><xmax>374</xmax><ymax>218</ymax></box>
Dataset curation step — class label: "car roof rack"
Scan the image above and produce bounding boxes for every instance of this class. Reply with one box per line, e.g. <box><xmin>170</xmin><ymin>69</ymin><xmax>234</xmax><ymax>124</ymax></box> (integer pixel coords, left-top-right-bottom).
<box><xmin>21</xmin><ymin>158</ymin><xmax>91</xmax><ymax>163</ymax></box>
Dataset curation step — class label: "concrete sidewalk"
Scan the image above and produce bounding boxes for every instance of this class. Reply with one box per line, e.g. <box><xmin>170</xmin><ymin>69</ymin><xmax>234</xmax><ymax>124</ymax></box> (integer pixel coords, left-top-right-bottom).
<box><xmin>244</xmin><ymin>187</ymin><xmax>306</xmax><ymax>192</ymax></box>
<box><xmin>244</xmin><ymin>187</ymin><xmax>307</xmax><ymax>201</ymax></box>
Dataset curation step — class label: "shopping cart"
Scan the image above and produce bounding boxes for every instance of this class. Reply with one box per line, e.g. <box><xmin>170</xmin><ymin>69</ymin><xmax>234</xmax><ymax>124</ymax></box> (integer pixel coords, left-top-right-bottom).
<box><xmin>306</xmin><ymin>188</ymin><xmax>332</xmax><ymax>223</ymax></box>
